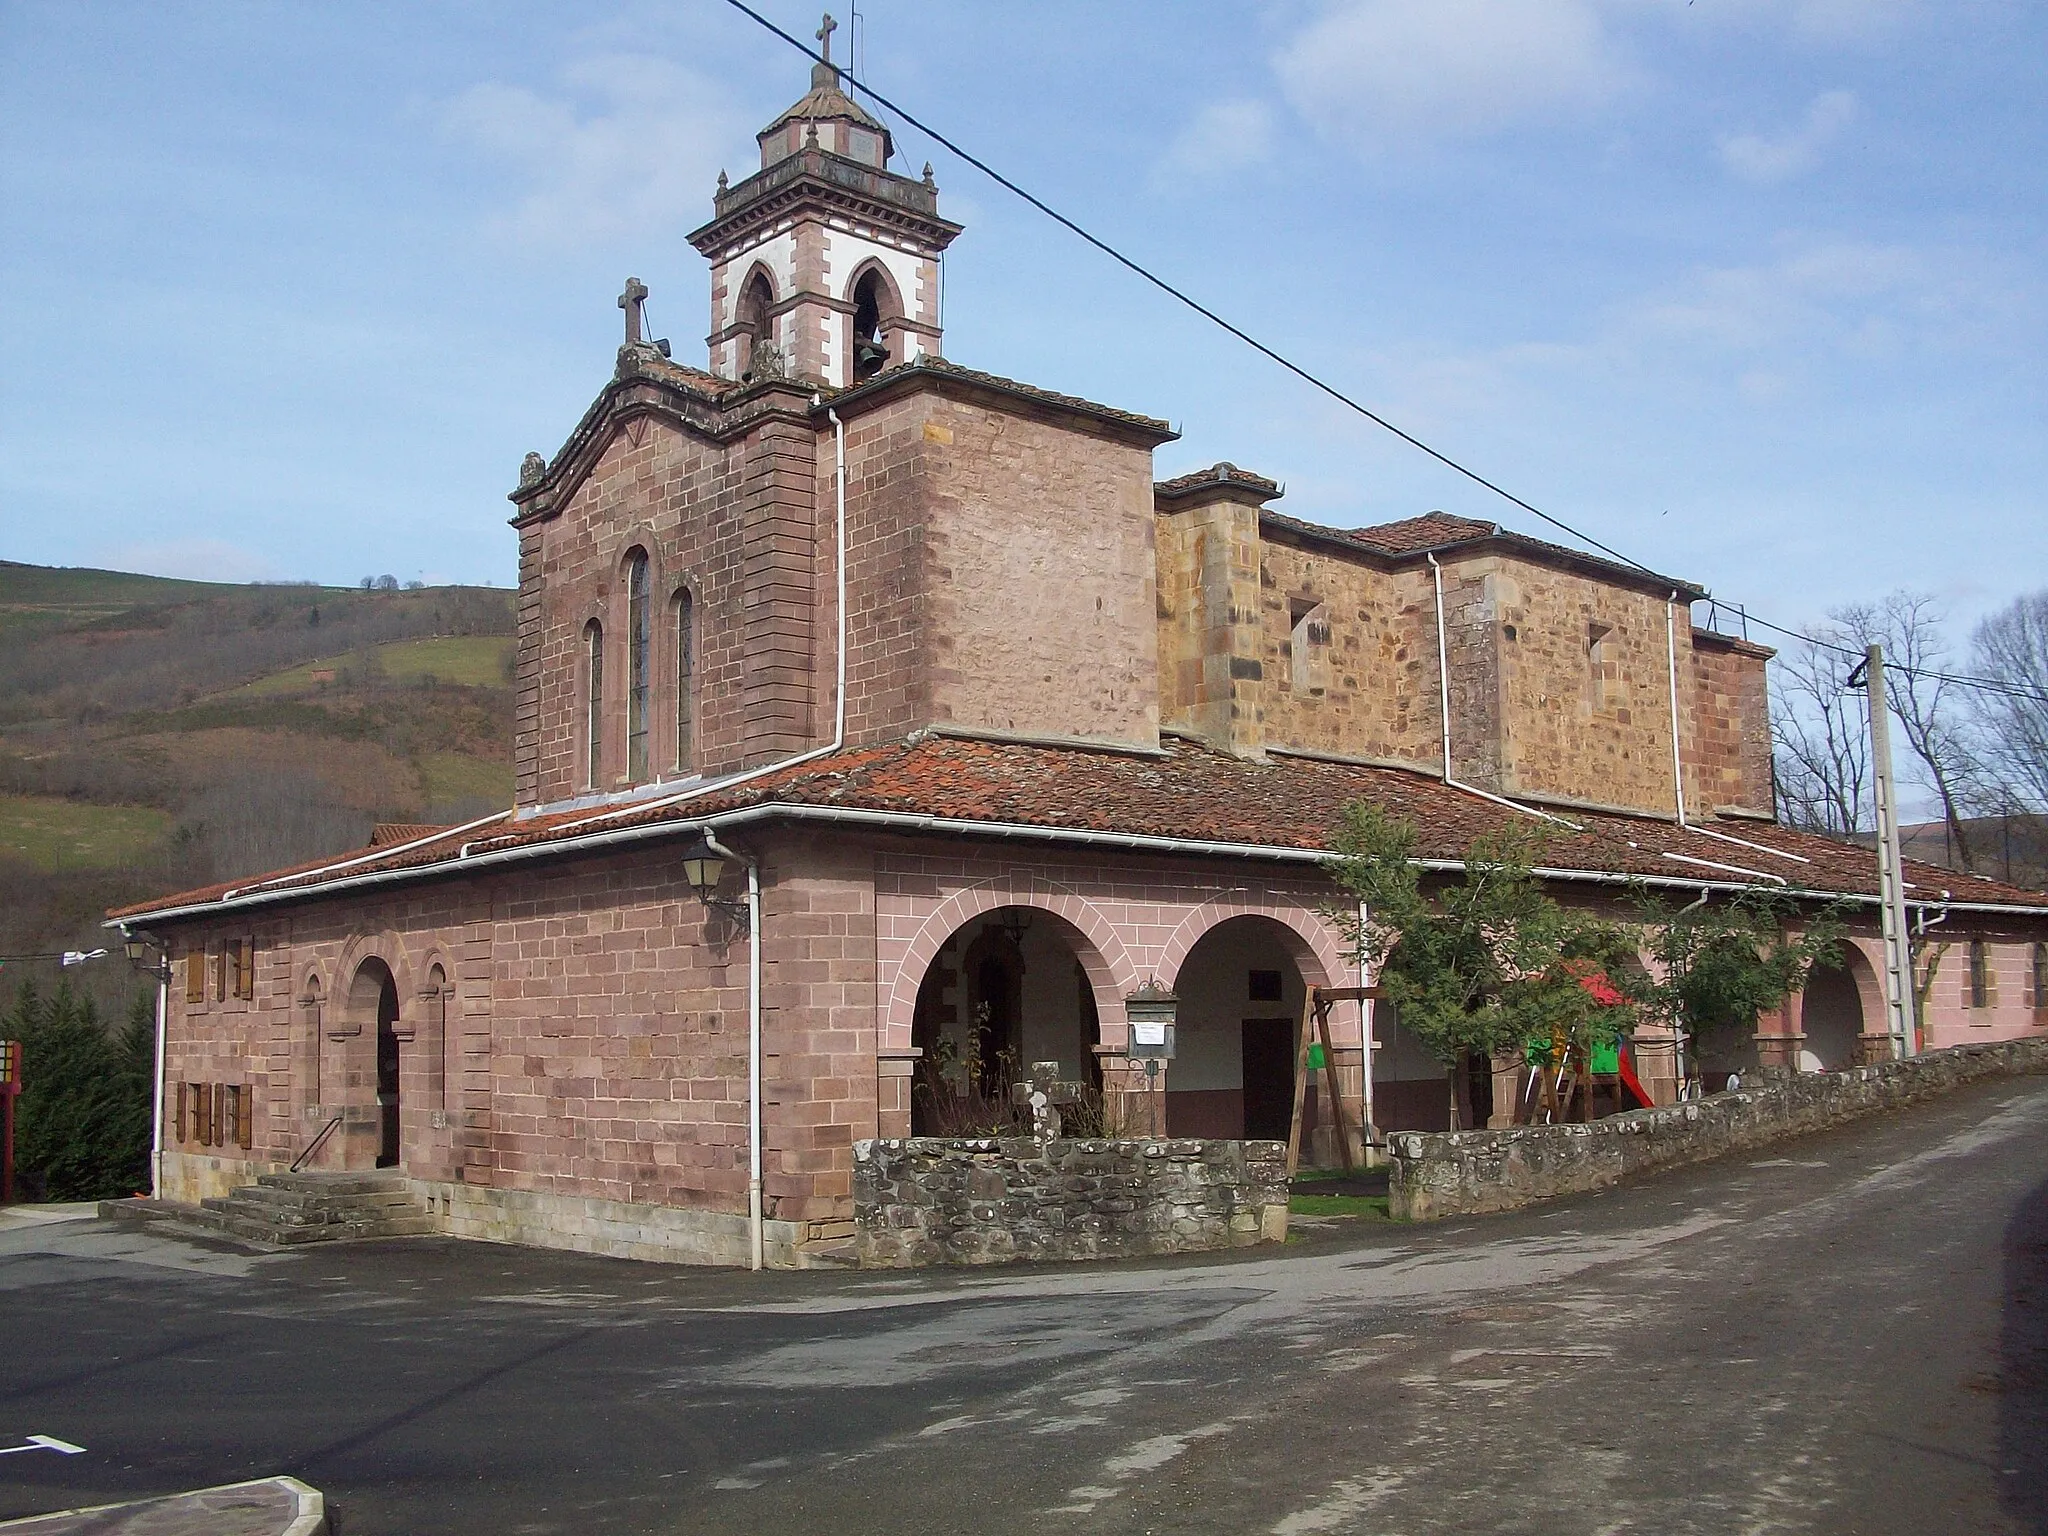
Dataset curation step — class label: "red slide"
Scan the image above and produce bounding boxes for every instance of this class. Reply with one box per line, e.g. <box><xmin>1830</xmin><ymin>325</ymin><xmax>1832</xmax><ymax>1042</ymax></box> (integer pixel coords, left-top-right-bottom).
<box><xmin>1615</xmin><ymin>1049</ymin><xmax>1655</xmax><ymax>1111</ymax></box>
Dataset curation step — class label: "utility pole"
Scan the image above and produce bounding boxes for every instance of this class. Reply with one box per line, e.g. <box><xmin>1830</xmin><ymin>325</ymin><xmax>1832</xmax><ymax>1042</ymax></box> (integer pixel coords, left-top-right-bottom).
<box><xmin>1865</xmin><ymin>645</ymin><xmax>1918</xmax><ymax>1059</ymax></box>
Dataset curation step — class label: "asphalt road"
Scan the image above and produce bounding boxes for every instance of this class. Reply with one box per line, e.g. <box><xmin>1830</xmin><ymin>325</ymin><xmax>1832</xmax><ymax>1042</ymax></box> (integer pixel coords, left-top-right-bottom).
<box><xmin>2</xmin><ymin>1075</ymin><xmax>2044</xmax><ymax>1536</ymax></box>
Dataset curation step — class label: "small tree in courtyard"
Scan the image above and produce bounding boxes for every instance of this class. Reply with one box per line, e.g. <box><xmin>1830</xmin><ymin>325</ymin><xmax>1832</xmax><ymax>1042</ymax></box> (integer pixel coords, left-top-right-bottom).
<box><xmin>3</xmin><ymin>979</ymin><xmax>154</xmax><ymax>1201</ymax></box>
<box><xmin>1326</xmin><ymin>805</ymin><xmax>1637</xmax><ymax>1128</ymax></box>
<box><xmin>1620</xmin><ymin>887</ymin><xmax>1845</xmax><ymax>1088</ymax></box>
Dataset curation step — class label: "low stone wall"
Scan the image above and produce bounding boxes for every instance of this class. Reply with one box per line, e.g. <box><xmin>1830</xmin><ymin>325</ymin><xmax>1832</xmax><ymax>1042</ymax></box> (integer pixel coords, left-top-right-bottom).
<box><xmin>854</xmin><ymin>1136</ymin><xmax>1290</xmax><ymax>1267</ymax></box>
<box><xmin>1389</xmin><ymin>1036</ymin><xmax>2048</xmax><ymax>1222</ymax></box>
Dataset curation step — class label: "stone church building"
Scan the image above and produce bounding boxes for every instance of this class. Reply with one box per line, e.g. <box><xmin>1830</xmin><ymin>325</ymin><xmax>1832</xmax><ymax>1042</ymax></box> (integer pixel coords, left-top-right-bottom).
<box><xmin>116</xmin><ymin>49</ymin><xmax>2048</xmax><ymax>1267</ymax></box>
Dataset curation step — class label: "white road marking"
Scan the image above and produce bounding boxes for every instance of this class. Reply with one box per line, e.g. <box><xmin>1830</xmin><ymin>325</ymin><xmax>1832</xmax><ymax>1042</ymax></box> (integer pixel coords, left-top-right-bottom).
<box><xmin>0</xmin><ymin>1435</ymin><xmax>86</xmax><ymax>1455</ymax></box>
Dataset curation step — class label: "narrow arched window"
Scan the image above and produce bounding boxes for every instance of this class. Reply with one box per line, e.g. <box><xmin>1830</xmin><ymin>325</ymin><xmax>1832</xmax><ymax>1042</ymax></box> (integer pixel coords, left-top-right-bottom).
<box><xmin>584</xmin><ymin>619</ymin><xmax>604</xmax><ymax>787</ymax></box>
<box><xmin>739</xmin><ymin>269</ymin><xmax>775</xmax><ymax>377</ymax></box>
<box><xmin>626</xmin><ymin>550</ymin><xmax>650</xmax><ymax>782</ymax></box>
<box><xmin>675</xmin><ymin>589</ymin><xmax>695</xmax><ymax>772</ymax></box>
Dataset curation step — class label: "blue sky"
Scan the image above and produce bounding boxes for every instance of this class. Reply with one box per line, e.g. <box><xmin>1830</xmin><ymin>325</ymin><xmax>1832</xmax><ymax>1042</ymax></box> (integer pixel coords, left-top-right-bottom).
<box><xmin>2</xmin><ymin>0</ymin><xmax>2041</xmax><ymax>639</ymax></box>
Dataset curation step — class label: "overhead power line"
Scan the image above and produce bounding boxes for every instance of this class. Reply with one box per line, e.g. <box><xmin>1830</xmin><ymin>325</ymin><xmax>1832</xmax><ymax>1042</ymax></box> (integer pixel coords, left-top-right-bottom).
<box><xmin>719</xmin><ymin>0</ymin><xmax>2048</xmax><ymax>711</ymax></box>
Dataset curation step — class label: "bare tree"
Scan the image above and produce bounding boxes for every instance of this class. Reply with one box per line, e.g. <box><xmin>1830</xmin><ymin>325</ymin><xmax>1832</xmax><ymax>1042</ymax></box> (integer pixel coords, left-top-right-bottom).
<box><xmin>1833</xmin><ymin>593</ymin><xmax>1983</xmax><ymax>872</ymax></box>
<box><xmin>1969</xmin><ymin>589</ymin><xmax>2048</xmax><ymax>813</ymax></box>
<box><xmin>1771</xmin><ymin>624</ymin><xmax>1870</xmax><ymax>835</ymax></box>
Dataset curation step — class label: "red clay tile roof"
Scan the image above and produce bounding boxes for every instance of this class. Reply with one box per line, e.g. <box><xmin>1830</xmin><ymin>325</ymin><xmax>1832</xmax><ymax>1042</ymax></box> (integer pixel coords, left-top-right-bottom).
<box><xmin>1348</xmin><ymin>511</ymin><xmax>1499</xmax><ymax>554</ymax></box>
<box><xmin>368</xmin><ymin>823</ymin><xmax>448</xmax><ymax>848</ymax></box>
<box><xmin>1155</xmin><ymin>463</ymin><xmax>1282</xmax><ymax>502</ymax></box>
<box><xmin>109</xmin><ymin>735</ymin><xmax>2048</xmax><ymax>922</ymax></box>
<box><xmin>1261</xmin><ymin>508</ymin><xmax>1708</xmax><ymax>600</ymax></box>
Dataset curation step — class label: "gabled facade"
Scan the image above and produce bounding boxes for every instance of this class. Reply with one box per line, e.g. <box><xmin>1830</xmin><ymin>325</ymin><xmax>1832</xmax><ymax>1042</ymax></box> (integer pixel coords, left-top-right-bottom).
<box><xmin>115</xmin><ymin>50</ymin><xmax>2048</xmax><ymax>1269</ymax></box>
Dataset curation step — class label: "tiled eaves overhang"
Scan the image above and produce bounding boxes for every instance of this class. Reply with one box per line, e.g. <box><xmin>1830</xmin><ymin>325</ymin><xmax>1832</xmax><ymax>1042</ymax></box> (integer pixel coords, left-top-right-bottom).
<box><xmin>1258</xmin><ymin>508</ymin><xmax>1711</xmax><ymax>606</ymax></box>
<box><xmin>827</xmin><ymin>357</ymin><xmax>1178</xmax><ymax>449</ymax></box>
<box><xmin>107</xmin><ymin>734</ymin><xmax>2048</xmax><ymax>928</ymax></box>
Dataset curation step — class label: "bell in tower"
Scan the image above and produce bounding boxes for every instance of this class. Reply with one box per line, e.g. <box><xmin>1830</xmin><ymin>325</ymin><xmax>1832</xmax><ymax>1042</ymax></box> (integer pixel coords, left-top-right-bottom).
<box><xmin>690</xmin><ymin>14</ymin><xmax>961</xmax><ymax>388</ymax></box>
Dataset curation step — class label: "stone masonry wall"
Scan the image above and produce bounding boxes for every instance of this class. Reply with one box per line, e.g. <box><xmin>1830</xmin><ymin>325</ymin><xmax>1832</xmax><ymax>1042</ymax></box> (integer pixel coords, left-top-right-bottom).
<box><xmin>1388</xmin><ymin>1035</ymin><xmax>2048</xmax><ymax>1220</ymax></box>
<box><xmin>854</xmin><ymin>1136</ymin><xmax>1289</xmax><ymax>1267</ymax></box>
<box><xmin>1687</xmin><ymin>630</ymin><xmax>1774</xmax><ymax>817</ymax></box>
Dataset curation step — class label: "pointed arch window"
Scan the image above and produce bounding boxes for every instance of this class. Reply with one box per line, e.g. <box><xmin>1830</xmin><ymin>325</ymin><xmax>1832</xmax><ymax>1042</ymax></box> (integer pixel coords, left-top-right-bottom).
<box><xmin>584</xmin><ymin>619</ymin><xmax>604</xmax><ymax>787</ymax></box>
<box><xmin>675</xmin><ymin>588</ymin><xmax>696</xmax><ymax>772</ymax></box>
<box><xmin>626</xmin><ymin>549</ymin><xmax>651</xmax><ymax>783</ymax></box>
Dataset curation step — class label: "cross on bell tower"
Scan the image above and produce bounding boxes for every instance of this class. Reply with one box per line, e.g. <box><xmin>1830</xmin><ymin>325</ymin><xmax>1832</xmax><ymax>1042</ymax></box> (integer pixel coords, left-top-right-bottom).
<box><xmin>688</xmin><ymin>35</ymin><xmax>960</xmax><ymax>387</ymax></box>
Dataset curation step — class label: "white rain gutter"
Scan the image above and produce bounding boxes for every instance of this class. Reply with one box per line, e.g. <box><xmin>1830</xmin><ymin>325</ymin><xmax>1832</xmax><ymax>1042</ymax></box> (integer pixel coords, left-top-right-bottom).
<box><xmin>222</xmin><ymin>808</ymin><xmax>511</xmax><ymax>904</ymax></box>
<box><xmin>703</xmin><ymin>828</ymin><xmax>764</xmax><ymax>1272</ymax></box>
<box><xmin>1426</xmin><ymin>551</ymin><xmax>1582</xmax><ymax>830</ymax></box>
<box><xmin>539</xmin><ymin>400</ymin><xmax>852</xmax><ymax>843</ymax></box>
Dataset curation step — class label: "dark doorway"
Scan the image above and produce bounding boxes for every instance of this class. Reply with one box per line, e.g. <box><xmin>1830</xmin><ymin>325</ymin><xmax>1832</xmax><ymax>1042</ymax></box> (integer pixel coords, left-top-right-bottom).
<box><xmin>1242</xmin><ymin>1017</ymin><xmax>1296</xmax><ymax>1141</ymax></box>
<box><xmin>375</xmin><ymin>972</ymin><xmax>401</xmax><ymax>1168</ymax></box>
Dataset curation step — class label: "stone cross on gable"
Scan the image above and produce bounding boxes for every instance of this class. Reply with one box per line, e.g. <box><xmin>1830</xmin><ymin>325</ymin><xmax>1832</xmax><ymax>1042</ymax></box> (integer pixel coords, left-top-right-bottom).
<box><xmin>618</xmin><ymin>277</ymin><xmax>649</xmax><ymax>346</ymax></box>
<box><xmin>1011</xmin><ymin>1060</ymin><xmax>1082</xmax><ymax>1141</ymax></box>
<box><xmin>815</xmin><ymin>12</ymin><xmax>838</xmax><ymax>64</ymax></box>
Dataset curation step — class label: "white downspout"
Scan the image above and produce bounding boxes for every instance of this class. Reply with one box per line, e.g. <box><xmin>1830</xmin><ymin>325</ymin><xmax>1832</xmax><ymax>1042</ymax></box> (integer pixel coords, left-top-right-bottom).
<box><xmin>704</xmin><ymin>829</ymin><xmax>764</xmax><ymax>1271</ymax></box>
<box><xmin>828</xmin><ymin>406</ymin><xmax>848</xmax><ymax>745</ymax></box>
<box><xmin>1665</xmin><ymin>592</ymin><xmax>1688</xmax><ymax>828</ymax></box>
<box><xmin>151</xmin><ymin>963</ymin><xmax>168</xmax><ymax>1200</ymax></box>
<box><xmin>1358</xmin><ymin>900</ymin><xmax>1375</xmax><ymax>1147</ymax></box>
<box><xmin>1428</xmin><ymin>554</ymin><xmax>1453</xmax><ymax>783</ymax></box>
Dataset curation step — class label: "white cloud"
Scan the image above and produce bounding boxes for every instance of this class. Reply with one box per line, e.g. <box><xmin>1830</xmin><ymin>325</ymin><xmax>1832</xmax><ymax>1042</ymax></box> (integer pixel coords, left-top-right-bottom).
<box><xmin>1159</xmin><ymin>98</ymin><xmax>1276</xmax><ymax>180</ymax></box>
<box><xmin>1272</xmin><ymin>0</ymin><xmax>1637</xmax><ymax>148</ymax></box>
<box><xmin>441</xmin><ymin>55</ymin><xmax>745</xmax><ymax>247</ymax></box>
<box><xmin>1717</xmin><ymin>90</ymin><xmax>1858</xmax><ymax>183</ymax></box>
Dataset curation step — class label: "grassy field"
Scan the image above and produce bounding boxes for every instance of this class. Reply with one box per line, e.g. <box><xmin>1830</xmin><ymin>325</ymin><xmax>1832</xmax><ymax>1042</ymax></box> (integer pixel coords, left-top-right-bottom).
<box><xmin>0</xmin><ymin>560</ymin><xmax>246</xmax><ymax>639</ymax></box>
<box><xmin>0</xmin><ymin>794</ymin><xmax>173</xmax><ymax>873</ymax></box>
<box><xmin>236</xmin><ymin>635</ymin><xmax>515</xmax><ymax>696</ymax></box>
<box><xmin>419</xmin><ymin>750</ymin><xmax>512</xmax><ymax>808</ymax></box>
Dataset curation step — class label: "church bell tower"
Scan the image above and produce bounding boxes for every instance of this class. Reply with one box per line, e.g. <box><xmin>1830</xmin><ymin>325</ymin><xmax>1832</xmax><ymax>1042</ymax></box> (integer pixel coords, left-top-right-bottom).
<box><xmin>689</xmin><ymin>13</ymin><xmax>961</xmax><ymax>389</ymax></box>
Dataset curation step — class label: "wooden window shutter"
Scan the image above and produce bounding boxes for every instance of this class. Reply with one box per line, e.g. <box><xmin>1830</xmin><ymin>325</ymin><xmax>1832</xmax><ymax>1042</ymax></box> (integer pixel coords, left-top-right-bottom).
<box><xmin>211</xmin><ymin>1083</ymin><xmax>225</xmax><ymax>1147</ymax></box>
<box><xmin>213</xmin><ymin>946</ymin><xmax>227</xmax><ymax>1003</ymax></box>
<box><xmin>175</xmin><ymin>1081</ymin><xmax>188</xmax><ymax>1143</ymax></box>
<box><xmin>236</xmin><ymin>940</ymin><xmax>255</xmax><ymax>1000</ymax></box>
<box><xmin>185</xmin><ymin>951</ymin><xmax>204</xmax><ymax>1004</ymax></box>
<box><xmin>238</xmin><ymin>1084</ymin><xmax>255</xmax><ymax>1149</ymax></box>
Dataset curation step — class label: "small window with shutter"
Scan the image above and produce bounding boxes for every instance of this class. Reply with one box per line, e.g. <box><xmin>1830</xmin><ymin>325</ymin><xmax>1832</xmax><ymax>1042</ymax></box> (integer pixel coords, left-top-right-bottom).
<box><xmin>234</xmin><ymin>939</ymin><xmax>255</xmax><ymax>1000</ymax></box>
<box><xmin>175</xmin><ymin>1081</ymin><xmax>188</xmax><ymax>1143</ymax></box>
<box><xmin>185</xmin><ymin>950</ymin><xmax>205</xmax><ymax>1004</ymax></box>
<box><xmin>212</xmin><ymin>946</ymin><xmax>228</xmax><ymax>1003</ymax></box>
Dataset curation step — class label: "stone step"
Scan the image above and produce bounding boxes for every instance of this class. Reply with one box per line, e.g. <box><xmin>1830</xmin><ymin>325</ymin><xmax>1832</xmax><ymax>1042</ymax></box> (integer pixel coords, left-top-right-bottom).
<box><xmin>100</xmin><ymin>1187</ymin><xmax>432</xmax><ymax>1249</ymax></box>
<box><xmin>228</xmin><ymin>1185</ymin><xmax>421</xmax><ymax>1214</ymax></box>
<box><xmin>796</xmin><ymin>1238</ymin><xmax>861</xmax><ymax>1270</ymax></box>
<box><xmin>256</xmin><ymin>1171</ymin><xmax>411</xmax><ymax>1197</ymax></box>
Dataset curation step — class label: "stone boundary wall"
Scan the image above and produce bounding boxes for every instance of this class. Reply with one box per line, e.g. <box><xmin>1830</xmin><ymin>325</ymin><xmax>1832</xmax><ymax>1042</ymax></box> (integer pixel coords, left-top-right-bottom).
<box><xmin>854</xmin><ymin>1136</ymin><xmax>1290</xmax><ymax>1267</ymax></box>
<box><xmin>1388</xmin><ymin>1036</ymin><xmax>2048</xmax><ymax>1221</ymax></box>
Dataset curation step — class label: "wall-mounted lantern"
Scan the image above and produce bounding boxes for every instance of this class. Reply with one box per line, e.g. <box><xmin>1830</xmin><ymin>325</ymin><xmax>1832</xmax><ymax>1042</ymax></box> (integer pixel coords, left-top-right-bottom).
<box><xmin>682</xmin><ymin>848</ymin><xmax>746</xmax><ymax>918</ymax></box>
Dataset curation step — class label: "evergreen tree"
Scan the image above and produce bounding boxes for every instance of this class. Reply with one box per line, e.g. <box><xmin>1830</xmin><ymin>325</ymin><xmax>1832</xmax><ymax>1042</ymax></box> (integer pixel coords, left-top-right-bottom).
<box><xmin>3</xmin><ymin>977</ymin><xmax>152</xmax><ymax>1201</ymax></box>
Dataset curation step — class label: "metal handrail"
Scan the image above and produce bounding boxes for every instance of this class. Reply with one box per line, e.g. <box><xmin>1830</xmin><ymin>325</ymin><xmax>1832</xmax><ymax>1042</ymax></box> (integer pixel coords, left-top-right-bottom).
<box><xmin>289</xmin><ymin>1114</ymin><xmax>344</xmax><ymax>1174</ymax></box>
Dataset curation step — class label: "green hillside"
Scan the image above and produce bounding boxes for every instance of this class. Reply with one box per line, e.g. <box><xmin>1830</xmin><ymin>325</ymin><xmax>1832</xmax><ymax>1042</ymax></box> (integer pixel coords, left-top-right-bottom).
<box><xmin>0</xmin><ymin>561</ymin><xmax>516</xmax><ymax>1007</ymax></box>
